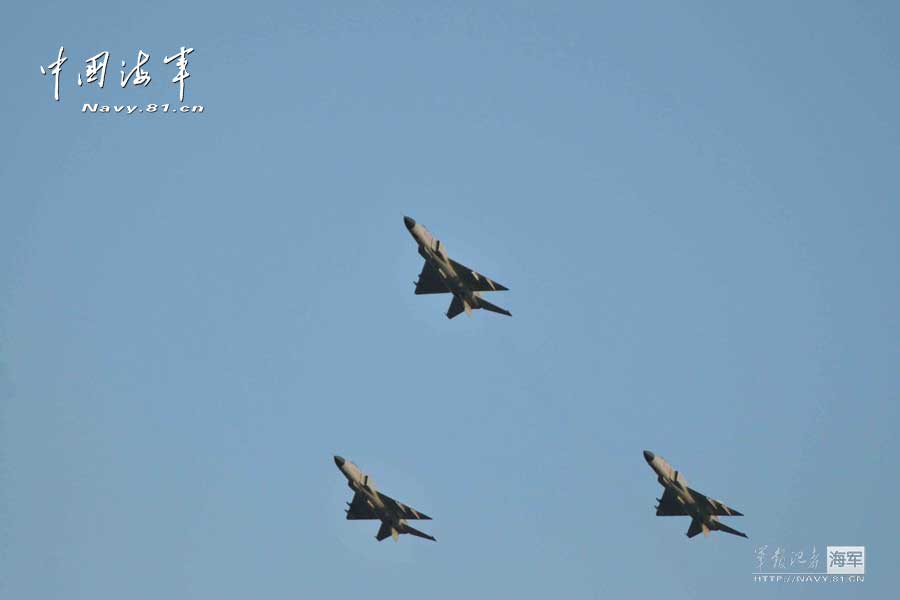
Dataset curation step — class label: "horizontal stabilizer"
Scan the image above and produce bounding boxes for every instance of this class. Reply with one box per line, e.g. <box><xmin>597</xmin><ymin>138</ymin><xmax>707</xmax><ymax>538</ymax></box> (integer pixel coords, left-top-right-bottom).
<box><xmin>714</xmin><ymin>521</ymin><xmax>748</xmax><ymax>539</ymax></box>
<box><xmin>477</xmin><ymin>297</ymin><xmax>511</xmax><ymax>317</ymax></box>
<box><xmin>403</xmin><ymin>523</ymin><xmax>437</xmax><ymax>542</ymax></box>
<box><xmin>686</xmin><ymin>519</ymin><xmax>704</xmax><ymax>538</ymax></box>
<box><xmin>375</xmin><ymin>522</ymin><xmax>395</xmax><ymax>542</ymax></box>
<box><xmin>447</xmin><ymin>296</ymin><xmax>466</xmax><ymax>319</ymax></box>
<box><xmin>375</xmin><ymin>521</ymin><xmax>436</xmax><ymax>542</ymax></box>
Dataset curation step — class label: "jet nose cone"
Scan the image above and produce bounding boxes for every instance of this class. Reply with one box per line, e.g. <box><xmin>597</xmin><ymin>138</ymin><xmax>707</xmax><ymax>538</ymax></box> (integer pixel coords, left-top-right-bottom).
<box><xmin>643</xmin><ymin>450</ymin><xmax>655</xmax><ymax>463</ymax></box>
<box><xmin>403</xmin><ymin>216</ymin><xmax>416</xmax><ymax>229</ymax></box>
<box><xmin>333</xmin><ymin>455</ymin><xmax>345</xmax><ymax>468</ymax></box>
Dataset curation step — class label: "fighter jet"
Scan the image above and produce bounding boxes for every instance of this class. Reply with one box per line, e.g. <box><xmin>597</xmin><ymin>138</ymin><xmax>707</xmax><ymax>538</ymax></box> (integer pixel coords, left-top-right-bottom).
<box><xmin>404</xmin><ymin>216</ymin><xmax>511</xmax><ymax>319</ymax></box>
<box><xmin>333</xmin><ymin>456</ymin><xmax>436</xmax><ymax>542</ymax></box>
<box><xmin>643</xmin><ymin>450</ymin><xmax>748</xmax><ymax>539</ymax></box>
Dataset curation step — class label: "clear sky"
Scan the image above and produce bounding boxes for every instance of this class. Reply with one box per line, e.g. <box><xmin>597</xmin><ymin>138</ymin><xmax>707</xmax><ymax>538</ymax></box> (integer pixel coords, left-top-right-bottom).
<box><xmin>2</xmin><ymin>2</ymin><xmax>898</xmax><ymax>598</ymax></box>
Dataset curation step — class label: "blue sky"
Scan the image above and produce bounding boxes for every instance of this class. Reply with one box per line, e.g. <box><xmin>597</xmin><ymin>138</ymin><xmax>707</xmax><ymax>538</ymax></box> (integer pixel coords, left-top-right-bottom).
<box><xmin>2</xmin><ymin>2</ymin><xmax>898</xmax><ymax>598</ymax></box>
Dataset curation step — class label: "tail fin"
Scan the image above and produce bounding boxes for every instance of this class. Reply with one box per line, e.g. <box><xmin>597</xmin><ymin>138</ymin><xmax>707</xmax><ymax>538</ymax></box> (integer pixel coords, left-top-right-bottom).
<box><xmin>714</xmin><ymin>521</ymin><xmax>749</xmax><ymax>539</ymax></box>
<box><xmin>476</xmin><ymin>297</ymin><xmax>511</xmax><ymax>317</ymax></box>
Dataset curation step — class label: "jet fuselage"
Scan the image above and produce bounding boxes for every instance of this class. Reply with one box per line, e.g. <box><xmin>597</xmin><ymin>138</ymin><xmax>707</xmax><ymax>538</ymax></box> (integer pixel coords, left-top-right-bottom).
<box><xmin>404</xmin><ymin>216</ymin><xmax>475</xmax><ymax>303</ymax></box>
<box><xmin>644</xmin><ymin>450</ymin><xmax>719</xmax><ymax>532</ymax></box>
<box><xmin>335</xmin><ymin>456</ymin><xmax>389</xmax><ymax>519</ymax></box>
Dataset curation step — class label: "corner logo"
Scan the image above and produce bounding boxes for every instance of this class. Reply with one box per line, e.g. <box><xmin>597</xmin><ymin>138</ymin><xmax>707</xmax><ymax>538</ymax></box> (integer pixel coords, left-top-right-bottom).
<box><xmin>826</xmin><ymin>546</ymin><xmax>864</xmax><ymax>575</ymax></box>
<box><xmin>752</xmin><ymin>545</ymin><xmax>865</xmax><ymax>584</ymax></box>
<box><xmin>39</xmin><ymin>46</ymin><xmax>204</xmax><ymax>115</ymax></box>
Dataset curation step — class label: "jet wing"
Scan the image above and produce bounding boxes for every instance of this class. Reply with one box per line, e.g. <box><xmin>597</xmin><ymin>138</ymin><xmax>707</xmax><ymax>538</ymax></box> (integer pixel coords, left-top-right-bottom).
<box><xmin>449</xmin><ymin>259</ymin><xmax>508</xmax><ymax>292</ymax></box>
<box><xmin>656</xmin><ymin>487</ymin><xmax>688</xmax><ymax>516</ymax></box>
<box><xmin>414</xmin><ymin>262</ymin><xmax>449</xmax><ymax>295</ymax></box>
<box><xmin>378</xmin><ymin>492</ymin><xmax>432</xmax><ymax>520</ymax></box>
<box><xmin>688</xmin><ymin>487</ymin><xmax>743</xmax><ymax>516</ymax></box>
<box><xmin>346</xmin><ymin>491</ymin><xmax>378</xmax><ymax>520</ymax></box>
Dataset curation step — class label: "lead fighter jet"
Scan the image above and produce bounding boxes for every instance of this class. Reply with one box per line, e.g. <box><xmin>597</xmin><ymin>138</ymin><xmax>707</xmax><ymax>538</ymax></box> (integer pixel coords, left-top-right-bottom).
<box><xmin>333</xmin><ymin>456</ymin><xmax>436</xmax><ymax>542</ymax></box>
<box><xmin>404</xmin><ymin>216</ymin><xmax>511</xmax><ymax>319</ymax></box>
<box><xmin>643</xmin><ymin>450</ymin><xmax>748</xmax><ymax>539</ymax></box>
